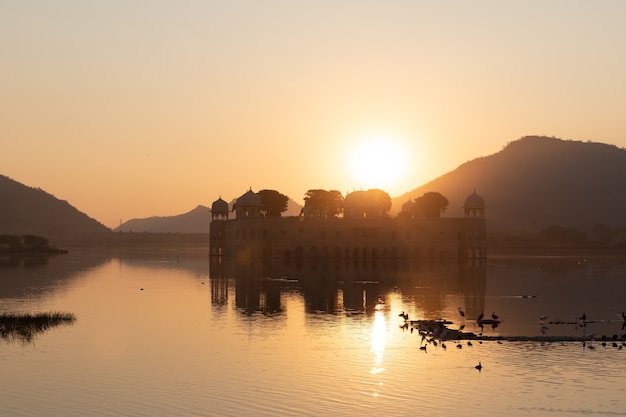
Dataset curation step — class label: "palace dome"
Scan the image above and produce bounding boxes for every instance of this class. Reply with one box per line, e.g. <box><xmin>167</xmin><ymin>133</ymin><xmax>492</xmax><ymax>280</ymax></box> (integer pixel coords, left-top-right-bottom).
<box><xmin>401</xmin><ymin>199</ymin><xmax>415</xmax><ymax>213</ymax></box>
<box><xmin>236</xmin><ymin>189</ymin><xmax>262</xmax><ymax>207</ymax></box>
<box><xmin>343</xmin><ymin>190</ymin><xmax>384</xmax><ymax>209</ymax></box>
<box><xmin>211</xmin><ymin>197</ymin><xmax>229</xmax><ymax>213</ymax></box>
<box><xmin>464</xmin><ymin>190</ymin><xmax>486</xmax><ymax>208</ymax></box>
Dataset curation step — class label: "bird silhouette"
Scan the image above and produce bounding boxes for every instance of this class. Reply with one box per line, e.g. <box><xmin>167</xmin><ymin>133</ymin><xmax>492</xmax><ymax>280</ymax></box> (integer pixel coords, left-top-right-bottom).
<box><xmin>477</xmin><ymin>311</ymin><xmax>484</xmax><ymax>321</ymax></box>
<box><xmin>475</xmin><ymin>362</ymin><xmax>483</xmax><ymax>371</ymax></box>
<box><xmin>458</xmin><ymin>307</ymin><xmax>465</xmax><ymax>318</ymax></box>
<box><xmin>398</xmin><ymin>311</ymin><xmax>409</xmax><ymax>321</ymax></box>
<box><xmin>491</xmin><ymin>312</ymin><xmax>499</xmax><ymax>320</ymax></box>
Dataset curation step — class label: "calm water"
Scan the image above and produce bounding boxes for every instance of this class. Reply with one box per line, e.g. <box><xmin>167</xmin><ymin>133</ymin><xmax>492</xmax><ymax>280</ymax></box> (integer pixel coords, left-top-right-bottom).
<box><xmin>1</xmin><ymin>252</ymin><xmax>625</xmax><ymax>416</ymax></box>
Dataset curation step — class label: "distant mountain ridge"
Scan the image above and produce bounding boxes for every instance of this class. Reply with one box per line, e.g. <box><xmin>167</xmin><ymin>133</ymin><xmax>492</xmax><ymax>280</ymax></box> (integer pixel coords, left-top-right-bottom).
<box><xmin>114</xmin><ymin>205</ymin><xmax>211</xmax><ymax>233</ymax></box>
<box><xmin>0</xmin><ymin>175</ymin><xmax>110</xmax><ymax>242</ymax></box>
<box><xmin>393</xmin><ymin>136</ymin><xmax>626</xmax><ymax>234</ymax></box>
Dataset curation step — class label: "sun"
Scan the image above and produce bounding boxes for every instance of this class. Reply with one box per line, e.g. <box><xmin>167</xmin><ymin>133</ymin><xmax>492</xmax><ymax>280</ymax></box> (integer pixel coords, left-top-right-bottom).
<box><xmin>348</xmin><ymin>134</ymin><xmax>410</xmax><ymax>193</ymax></box>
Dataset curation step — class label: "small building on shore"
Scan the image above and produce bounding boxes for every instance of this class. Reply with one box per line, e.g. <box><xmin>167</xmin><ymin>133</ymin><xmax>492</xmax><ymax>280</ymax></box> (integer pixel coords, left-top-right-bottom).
<box><xmin>209</xmin><ymin>189</ymin><xmax>486</xmax><ymax>262</ymax></box>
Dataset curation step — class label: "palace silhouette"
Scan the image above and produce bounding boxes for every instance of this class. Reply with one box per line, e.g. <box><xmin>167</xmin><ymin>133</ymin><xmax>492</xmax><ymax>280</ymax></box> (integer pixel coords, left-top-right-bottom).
<box><xmin>209</xmin><ymin>189</ymin><xmax>486</xmax><ymax>262</ymax></box>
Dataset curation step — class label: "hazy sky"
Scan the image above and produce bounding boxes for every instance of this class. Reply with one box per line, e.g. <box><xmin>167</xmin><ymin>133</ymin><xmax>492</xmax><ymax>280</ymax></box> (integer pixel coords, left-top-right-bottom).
<box><xmin>2</xmin><ymin>1</ymin><xmax>626</xmax><ymax>228</ymax></box>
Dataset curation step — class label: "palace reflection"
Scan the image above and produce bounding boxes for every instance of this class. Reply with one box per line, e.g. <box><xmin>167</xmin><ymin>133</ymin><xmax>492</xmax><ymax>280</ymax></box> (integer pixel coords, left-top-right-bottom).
<box><xmin>209</xmin><ymin>256</ymin><xmax>487</xmax><ymax>319</ymax></box>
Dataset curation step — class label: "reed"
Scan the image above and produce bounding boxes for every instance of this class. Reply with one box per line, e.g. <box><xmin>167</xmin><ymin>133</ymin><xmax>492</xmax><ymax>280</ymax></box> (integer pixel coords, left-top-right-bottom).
<box><xmin>0</xmin><ymin>311</ymin><xmax>76</xmax><ymax>343</ymax></box>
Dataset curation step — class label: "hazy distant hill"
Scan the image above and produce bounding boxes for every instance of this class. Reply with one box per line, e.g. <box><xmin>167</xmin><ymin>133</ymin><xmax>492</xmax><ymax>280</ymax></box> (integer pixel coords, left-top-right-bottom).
<box><xmin>0</xmin><ymin>175</ymin><xmax>111</xmax><ymax>242</ymax></box>
<box><xmin>114</xmin><ymin>205</ymin><xmax>211</xmax><ymax>233</ymax></box>
<box><xmin>393</xmin><ymin>136</ymin><xmax>626</xmax><ymax>234</ymax></box>
<box><xmin>114</xmin><ymin>198</ymin><xmax>303</xmax><ymax>233</ymax></box>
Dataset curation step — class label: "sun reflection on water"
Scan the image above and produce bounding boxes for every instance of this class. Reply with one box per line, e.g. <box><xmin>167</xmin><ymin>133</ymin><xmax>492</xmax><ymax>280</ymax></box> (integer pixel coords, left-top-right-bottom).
<box><xmin>370</xmin><ymin>305</ymin><xmax>386</xmax><ymax>376</ymax></box>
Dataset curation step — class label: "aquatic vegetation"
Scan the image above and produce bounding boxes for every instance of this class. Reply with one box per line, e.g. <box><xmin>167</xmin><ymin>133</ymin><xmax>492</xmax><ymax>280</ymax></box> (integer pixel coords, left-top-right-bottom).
<box><xmin>0</xmin><ymin>311</ymin><xmax>76</xmax><ymax>343</ymax></box>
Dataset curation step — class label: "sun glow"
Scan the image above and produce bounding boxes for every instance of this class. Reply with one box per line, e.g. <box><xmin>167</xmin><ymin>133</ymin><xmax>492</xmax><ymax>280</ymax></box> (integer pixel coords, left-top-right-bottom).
<box><xmin>348</xmin><ymin>134</ymin><xmax>410</xmax><ymax>193</ymax></box>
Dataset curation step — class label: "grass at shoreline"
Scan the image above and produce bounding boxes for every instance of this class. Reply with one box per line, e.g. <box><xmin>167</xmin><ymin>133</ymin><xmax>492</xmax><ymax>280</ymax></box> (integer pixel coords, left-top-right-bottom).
<box><xmin>0</xmin><ymin>311</ymin><xmax>76</xmax><ymax>343</ymax></box>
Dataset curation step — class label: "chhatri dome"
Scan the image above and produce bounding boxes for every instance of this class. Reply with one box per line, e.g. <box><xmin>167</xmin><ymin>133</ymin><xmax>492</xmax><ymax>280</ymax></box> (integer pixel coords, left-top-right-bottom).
<box><xmin>400</xmin><ymin>198</ymin><xmax>415</xmax><ymax>214</ymax></box>
<box><xmin>210</xmin><ymin>196</ymin><xmax>229</xmax><ymax>221</ymax></box>
<box><xmin>234</xmin><ymin>188</ymin><xmax>262</xmax><ymax>219</ymax></box>
<box><xmin>236</xmin><ymin>188</ymin><xmax>262</xmax><ymax>207</ymax></box>
<box><xmin>343</xmin><ymin>190</ymin><xmax>386</xmax><ymax>219</ymax></box>
<box><xmin>463</xmin><ymin>190</ymin><xmax>486</xmax><ymax>218</ymax></box>
<box><xmin>343</xmin><ymin>190</ymin><xmax>383</xmax><ymax>209</ymax></box>
<box><xmin>211</xmin><ymin>197</ymin><xmax>229</xmax><ymax>213</ymax></box>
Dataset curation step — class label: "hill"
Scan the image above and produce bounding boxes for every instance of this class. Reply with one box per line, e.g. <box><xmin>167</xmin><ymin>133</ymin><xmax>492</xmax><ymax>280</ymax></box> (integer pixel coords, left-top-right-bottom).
<box><xmin>393</xmin><ymin>136</ymin><xmax>626</xmax><ymax>234</ymax></box>
<box><xmin>0</xmin><ymin>175</ymin><xmax>111</xmax><ymax>243</ymax></box>
<box><xmin>114</xmin><ymin>205</ymin><xmax>211</xmax><ymax>233</ymax></box>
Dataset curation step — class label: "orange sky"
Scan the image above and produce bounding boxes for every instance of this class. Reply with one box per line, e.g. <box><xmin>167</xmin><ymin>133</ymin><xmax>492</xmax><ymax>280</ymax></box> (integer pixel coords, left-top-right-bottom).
<box><xmin>2</xmin><ymin>1</ymin><xmax>626</xmax><ymax>228</ymax></box>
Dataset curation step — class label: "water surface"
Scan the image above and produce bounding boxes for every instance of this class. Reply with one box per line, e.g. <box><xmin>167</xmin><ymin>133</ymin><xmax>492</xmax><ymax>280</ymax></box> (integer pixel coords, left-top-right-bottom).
<box><xmin>1</xmin><ymin>252</ymin><xmax>625</xmax><ymax>416</ymax></box>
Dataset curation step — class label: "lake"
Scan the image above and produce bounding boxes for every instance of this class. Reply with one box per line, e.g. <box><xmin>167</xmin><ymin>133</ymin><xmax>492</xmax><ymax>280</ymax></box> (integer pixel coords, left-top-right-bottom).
<box><xmin>1</xmin><ymin>251</ymin><xmax>625</xmax><ymax>416</ymax></box>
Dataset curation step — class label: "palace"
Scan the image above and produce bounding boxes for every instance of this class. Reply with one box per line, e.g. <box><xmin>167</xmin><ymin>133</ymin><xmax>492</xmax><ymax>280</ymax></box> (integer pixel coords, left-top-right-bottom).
<box><xmin>209</xmin><ymin>189</ymin><xmax>486</xmax><ymax>262</ymax></box>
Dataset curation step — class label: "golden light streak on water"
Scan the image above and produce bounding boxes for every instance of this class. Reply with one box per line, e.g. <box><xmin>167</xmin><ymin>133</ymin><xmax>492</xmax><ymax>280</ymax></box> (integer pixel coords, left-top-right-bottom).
<box><xmin>369</xmin><ymin>308</ymin><xmax>386</xmax><ymax>379</ymax></box>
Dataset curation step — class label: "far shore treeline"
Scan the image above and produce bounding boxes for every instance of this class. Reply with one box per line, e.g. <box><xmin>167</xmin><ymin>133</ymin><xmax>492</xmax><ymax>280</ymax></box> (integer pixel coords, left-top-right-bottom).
<box><xmin>0</xmin><ymin>234</ymin><xmax>68</xmax><ymax>254</ymax></box>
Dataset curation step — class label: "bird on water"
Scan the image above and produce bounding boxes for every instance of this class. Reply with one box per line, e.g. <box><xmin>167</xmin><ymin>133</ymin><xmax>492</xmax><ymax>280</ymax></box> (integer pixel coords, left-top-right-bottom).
<box><xmin>475</xmin><ymin>362</ymin><xmax>483</xmax><ymax>371</ymax></box>
<box><xmin>491</xmin><ymin>312</ymin><xmax>499</xmax><ymax>320</ymax></box>
<box><xmin>458</xmin><ymin>307</ymin><xmax>465</xmax><ymax>318</ymax></box>
<box><xmin>477</xmin><ymin>311</ymin><xmax>484</xmax><ymax>321</ymax></box>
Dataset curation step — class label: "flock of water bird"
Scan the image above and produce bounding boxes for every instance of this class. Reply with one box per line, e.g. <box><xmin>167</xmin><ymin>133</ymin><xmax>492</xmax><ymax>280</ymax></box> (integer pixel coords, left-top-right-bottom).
<box><xmin>540</xmin><ymin>311</ymin><xmax>626</xmax><ymax>350</ymax></box>
<box><xmin>398</xmin><ymin>308</ymin><xmax>626</xmax><ymax>371</ymax></box>
<box><xmin>398</xmin><ymin>307</ymin><xmax>502</xmax><ymax>371</ymax></box>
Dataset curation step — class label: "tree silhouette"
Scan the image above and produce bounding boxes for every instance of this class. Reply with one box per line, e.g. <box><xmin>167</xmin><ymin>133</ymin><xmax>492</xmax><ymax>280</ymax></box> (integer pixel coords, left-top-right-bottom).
<box><xmin>303</xmin><ymin>189</ymin><xmax>344</xmax><ymax>218</ymax></box>
<box><xmin>0</xmin><ymin>234</ymin><xmax>21</xmax><ymax>249</ymax></box>
<box><xmin>367</xmin><ymin>188</ymin><xmax>392</xmax><ymax>215</ymax></box>
<box><xmin>22</xmin><ymin>235</ymin><xmax>50</xmax><ymax>250</ymax></box>
<box><xmin>414</xmin><ymin>192</ymin><xmax>449</xmax><ymax>218</ymax></box>
<box><xmin>258</xmin><ymin>189</ymin><xmax>289</xmax><ymax>217</ymax></box>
